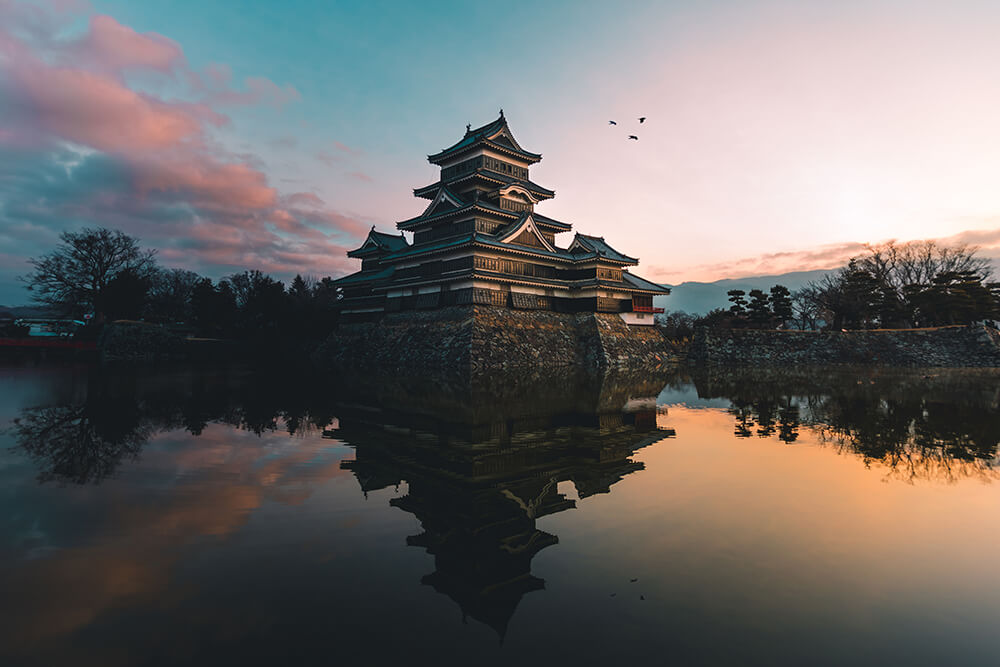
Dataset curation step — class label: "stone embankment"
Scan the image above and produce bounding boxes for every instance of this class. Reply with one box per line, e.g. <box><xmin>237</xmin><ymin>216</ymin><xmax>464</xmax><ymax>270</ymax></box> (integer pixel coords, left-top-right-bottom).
<box><xmin>690</xmin><ymin>325</ymin><xmax>1000</xmax><ymax>367</ymax></box>
<box><xmin>315</xmin><ymin>306</ymin><xmax>678</xmax><ymax>375</ymax></box>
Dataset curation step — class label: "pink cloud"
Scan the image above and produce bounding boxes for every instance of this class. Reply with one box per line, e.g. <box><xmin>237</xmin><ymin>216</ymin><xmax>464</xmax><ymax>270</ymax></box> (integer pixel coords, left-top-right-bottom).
<box><xmin>280</xmin><ymin>192</ymin><xmax>325</xmax><ymax>209</ymax></box>
<box><xmin>132</xmin><ymin>156</ymin><xmax>277</xmax><ymax>211</ymax></box>
<box><xmin>10</xmin><ymin>63</ymin><xmax>215</xmax><ymax>151</ymax></box>
<box><xmin>0</xmin><ymin>4</ymin><xmax>369</xmax><ymax>284</ymax></box>
<box><xmin>81</xmin><ymin>14</ymin><xmax>183</xmax><ymax>72</ymax></box>
<box><xmin>333</xmin><ymin>140</ymin><xmax>361</xmax><ymax>156</ymax></box>
<box><xmin>186</xmin><ymin>63</ymin><xmax>301</xmax><ymax>108</ymax></box>
<box><xmin>652</xmin><ymin>228</ymin><xmax>1000</xmax><ymax>284</ymax></box>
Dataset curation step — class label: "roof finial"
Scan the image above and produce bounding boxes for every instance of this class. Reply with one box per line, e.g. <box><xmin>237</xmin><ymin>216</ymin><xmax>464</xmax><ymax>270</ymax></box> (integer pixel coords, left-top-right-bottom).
<box><xmin>499</xmin><ymin>108</ymin><xmax>504</xmax><ymax>119</ymax></box>
<box><xmin>466</xmin><ymin>123</ymin><xmax>471</xmax><ymax>133</ymax></box>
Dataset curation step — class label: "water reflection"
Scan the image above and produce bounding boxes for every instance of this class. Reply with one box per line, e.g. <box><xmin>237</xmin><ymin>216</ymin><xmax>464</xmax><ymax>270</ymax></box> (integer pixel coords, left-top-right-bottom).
<box><xmin>693</xmin><ymin>367</ymin><xmax>1000</xmax><ymax>482</ymax></box>
<box><xmin>10</xmin><ymin>367</ymin><xmax>340</xmax><ymax>484</ymax></box>
<box><xmin>3</xmin><ymin>365</ymin><xmax>675</xmax><ymax>655</ymax></box>
<box><xmin>332</xmin><ymin>370</ymin><xmax>674</xmax><ymax>637</ymax></box>
<box><xmin>4</xmin><ymin>364</ymin><xmax>1000</xmax><ymax>664</ymax></box>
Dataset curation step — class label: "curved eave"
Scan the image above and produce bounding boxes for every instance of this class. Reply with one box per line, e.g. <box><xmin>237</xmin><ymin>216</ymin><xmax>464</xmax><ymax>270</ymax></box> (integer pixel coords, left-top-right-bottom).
<box><xmin>377</xmin><ymin>232</ymin><xmax>644</xmax><ymax>266</ymax></box>
<box><xmin>346</xmin><ymin>248</ymin><xmax>378</xmax><ymax>259</ymax></box>
<box><xmin>583</xmin><ymin>279</ymin><xmax>669</xmax><ymax>295</ymax></box>
<box><xmin>396</xmin><ymin>203</ymin><xmax>476</xmax><ymax>230</ymax></box>
<box><xmin>568</xmin><ymin>254</ymin><xmax>637</xmax><ymax>267</ymax></box>
<box><xmin>531</xmin><ymin>213</ymin><xmax>572</xmax><ymax>231</ymax></box>
<box><xmin>398</xmin><ymin>199</ymin><xmax>531</xmax><ymax>230</ymax></box>
<box><xmin>622</xmin><ymin>272</ymin><xmax>671</xmax><ymax>294</ymax></box>
<box><xmin>414</xmin><ymin>171</ymin><xmax>555</xmax><ymax>200</ymax></box>
<box><xmin>428</xmin><ymin>139</ymin><xmax>542</xmax><ymax>165</ymax></box>
<box><xmin>374</xmin><ymin>271</ymin><xmax>668</xmax><ymax>294</ymax></box>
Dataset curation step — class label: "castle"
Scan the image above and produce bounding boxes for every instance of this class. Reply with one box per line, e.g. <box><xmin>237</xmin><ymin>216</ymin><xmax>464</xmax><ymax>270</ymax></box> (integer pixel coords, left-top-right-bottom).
<box><xmin>335</xmin><ymin>112</ymin><xmax>668</xmax><ymax>324</ymax></box>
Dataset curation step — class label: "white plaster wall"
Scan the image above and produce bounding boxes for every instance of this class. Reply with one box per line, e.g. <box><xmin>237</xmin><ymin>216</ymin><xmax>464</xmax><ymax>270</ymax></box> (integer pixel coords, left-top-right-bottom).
<box><xmin>619</xmin><ymin>312</ymin><xmax>654</xmax><ymax>326</ymax></box>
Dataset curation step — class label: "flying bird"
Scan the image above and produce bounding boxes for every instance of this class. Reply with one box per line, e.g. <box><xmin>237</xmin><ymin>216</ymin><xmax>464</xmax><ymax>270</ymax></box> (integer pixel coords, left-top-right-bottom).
<box><xmin>638</xmin><ymin>117</ymin><xmax>646</xmax><ymax>123</ymax></box>
<box><xmin>628</xmin><ymin>135</ymin><xmax>638</xmax><ymax>140</ymax></box>
<box><xmin>608</xmin><ymin>120</ymin><xmax>617</xmax><ymax>125</ymax></box>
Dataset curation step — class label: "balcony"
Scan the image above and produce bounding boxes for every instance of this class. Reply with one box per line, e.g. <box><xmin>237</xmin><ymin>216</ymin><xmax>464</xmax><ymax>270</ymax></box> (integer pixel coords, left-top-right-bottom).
<box><xmin>631</xmin><ymin>304</ymin><xmax>664</xmax><ymax>314</ymax></box>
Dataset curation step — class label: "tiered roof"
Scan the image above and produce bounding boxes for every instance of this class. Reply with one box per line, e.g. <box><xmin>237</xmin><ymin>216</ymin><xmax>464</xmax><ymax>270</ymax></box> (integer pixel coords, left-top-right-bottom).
<box><xmin>346</xmin><ymin>228</ymin><xmax>410</xmax><ymax>258</ymax></box>
<box><xmin>427</xmin><ymin>111</ymin><xmax>542</xmax><ymax>165</ymax></box>
<box><xmin>336</xmin><ymin>114</ymin><xmax>670</xmax><ymax>299</ymax></box>
<box><xmin>414</xmin><ymin>171</ymin><xmax>555</xmax><ymax>201</ymax></box>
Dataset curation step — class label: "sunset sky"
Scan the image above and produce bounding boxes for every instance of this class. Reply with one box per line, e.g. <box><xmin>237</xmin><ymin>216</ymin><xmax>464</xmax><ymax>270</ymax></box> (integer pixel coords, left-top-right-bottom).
<box><xmin>2</xmin><ymin>0</ymin><xmax>999</xmax><ymax>304</ymax></box>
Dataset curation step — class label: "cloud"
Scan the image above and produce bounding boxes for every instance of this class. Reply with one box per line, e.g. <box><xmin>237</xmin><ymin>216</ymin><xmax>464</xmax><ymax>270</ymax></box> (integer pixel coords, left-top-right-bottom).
<box><xmin>79</xmin><ymin>14</ymin><xmax>184</xmax><ymax>72</ymax></box>
<box><xmin>315</xmin><ymin>149</ymin><xmax>339</xmax><ymax>167</ymax></box>
<box><xmin>6</xmin><ymin>62</ymin><xmax>219</xmax><ymax>151</ymax></box>
<box><xmin>653</xmin><ymin>228</ymin><xmax>1000</xmax><ymax>283</ymax></box>
<box><xmin>186</xmin><ymin>63</ymin><xmax>301</xmax><ymax>109</ymax></box>
<box><xmin>0</xmin><ymin>2</ymin><xmax>369</xmax><ymax>300</ymax></box>
<box><xmin>333</xmin><ymin>140</ymin><xmax>362</xmax><ymax>156</ymax></box>
<box><xmin>269</xmin><ymin>135</ymin><xmax>297</xmax><ymax>149</ymax></box>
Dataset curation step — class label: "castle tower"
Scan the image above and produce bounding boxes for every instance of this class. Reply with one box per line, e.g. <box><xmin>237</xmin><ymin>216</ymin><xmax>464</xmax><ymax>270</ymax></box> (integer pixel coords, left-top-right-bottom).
<box><xmin>336</xmin><ymin>112</ymin><xmax>669</xmax><ymax>322</ymax></box>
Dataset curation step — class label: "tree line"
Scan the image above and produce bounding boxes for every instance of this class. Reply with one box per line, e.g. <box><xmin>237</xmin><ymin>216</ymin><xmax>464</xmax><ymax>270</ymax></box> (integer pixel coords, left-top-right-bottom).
<box><xmin>657</xmin><ymin>240</ymin><xmax>999</xmax><ymax>336</ymax></box>
<box><xmin>21</xmin><ymin>227</ymin><xmax>340</xmax><ymax>339</ymax></box>
<box><xmin>793</xmin><ymin>241</ymin><xmax>998</xmax><ymax>329</ymax></box>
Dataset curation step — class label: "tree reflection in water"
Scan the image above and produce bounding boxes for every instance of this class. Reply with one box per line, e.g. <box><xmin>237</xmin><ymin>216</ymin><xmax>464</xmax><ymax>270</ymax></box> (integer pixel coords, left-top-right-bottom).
<box><xmin>10</xmin><ymin>367</ymin><xmax>341</xmax><ymax>485</ymax></box>
<box><xmin>694</xmin><ymin>367</ymin><xmax>1000</xmax><ymax>483</ymax></box>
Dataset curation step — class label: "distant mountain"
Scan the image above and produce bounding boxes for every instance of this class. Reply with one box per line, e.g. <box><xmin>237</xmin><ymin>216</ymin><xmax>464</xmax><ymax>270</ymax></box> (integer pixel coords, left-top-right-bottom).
<box><xmin>655</xmin><ymin>269</ymin><xmax>835</xmax><ymax>315</ymax></box>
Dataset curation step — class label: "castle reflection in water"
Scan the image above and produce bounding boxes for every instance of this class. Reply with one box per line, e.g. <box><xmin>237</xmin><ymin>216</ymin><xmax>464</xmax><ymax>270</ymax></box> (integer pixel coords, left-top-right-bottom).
<box><xmin>330</xmin><ymin>369</ymin><xmax>675</xmax><ymax>636</ymax></box>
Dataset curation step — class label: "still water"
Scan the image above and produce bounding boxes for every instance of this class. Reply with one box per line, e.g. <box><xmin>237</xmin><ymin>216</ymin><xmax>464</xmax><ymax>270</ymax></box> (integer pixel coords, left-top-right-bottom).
<box><xmin>1</xmin><ymin>363</ymin><xmax>999</xmax><ymax>666</ymax></box>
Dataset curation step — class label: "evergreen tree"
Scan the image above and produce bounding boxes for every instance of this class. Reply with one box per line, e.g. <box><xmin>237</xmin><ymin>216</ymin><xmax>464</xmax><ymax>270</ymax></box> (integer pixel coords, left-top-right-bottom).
<box><xmin>728</xmin><ymin>290</ymin><xmax>748</xmax><ymax>322</ymax></box>
<box><xmin>769</xmin><ymin>285</ymin><xmax>793</xmax><ymax>328</ymax></box>
<box><xmin>747</xmin><ymin>289</ymin><xmax>771</xmax><ymax>327</ymax></box>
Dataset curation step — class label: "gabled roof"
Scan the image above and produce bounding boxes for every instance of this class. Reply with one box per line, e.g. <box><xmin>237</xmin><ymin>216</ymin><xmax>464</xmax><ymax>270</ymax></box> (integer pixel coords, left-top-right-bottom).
<box><xmin>568</xmin><ymin>234</ymin><xmax>638</xmax><ymax>265</ymax></box>
<box><xmin>347</xmin><ymin>228</ymin><xmax>410</xmax><ymax>258</ymax></box>
<box><xmin>494</xmin><ymin>214</ymin><xmax>557</xmax><ymax>252</ymax></box>
<box><xmin>396</xmin><ymin>199</ymin><xmax>521</xmax><ymax>231</ymax></box>
<box><xmin>420</xmin><ymin>186</ymin><xmax>465</xmax><ymax>217</ymax></box>
<box><xmin>428</xmin><ymin>112</ymin><xmax>542</xmax><ymax>165</ymax></box>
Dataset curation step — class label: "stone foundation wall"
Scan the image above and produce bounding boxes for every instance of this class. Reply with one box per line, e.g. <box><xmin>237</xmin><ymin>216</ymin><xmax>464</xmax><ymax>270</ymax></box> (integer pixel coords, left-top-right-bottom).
<box><xmin>690</xmin><ymin>325</ymin><xmax>1000</xmax><ymax>367</ymax></box>
<box><xmin>315</xmin><ymin>306</ymin><xmax>678</xmax><ymax>375</ymax></box>
<box><xmin>590</xmin><ymin>313</ymin><xmax>676</xmax><ymax>369</ymax></box>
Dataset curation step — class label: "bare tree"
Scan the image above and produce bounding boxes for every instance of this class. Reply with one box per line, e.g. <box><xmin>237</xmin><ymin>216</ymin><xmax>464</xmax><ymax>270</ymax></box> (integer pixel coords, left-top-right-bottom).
<box><xmin>147</xmin><ymin>268</ymin><xmax>202</xmax><ymax>323</ymax></box>
<box><xmin>22</xmin><ymin>228</ymin><xmax>157</xmax><ymax>320</ymax></box>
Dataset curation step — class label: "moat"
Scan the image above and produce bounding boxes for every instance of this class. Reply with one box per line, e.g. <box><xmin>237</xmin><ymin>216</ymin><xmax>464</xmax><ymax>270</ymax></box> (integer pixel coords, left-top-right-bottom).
<box><xmin>2</xmin><ymin>363</ymin><xmax>999</xmax><ymax>666</ymax></box>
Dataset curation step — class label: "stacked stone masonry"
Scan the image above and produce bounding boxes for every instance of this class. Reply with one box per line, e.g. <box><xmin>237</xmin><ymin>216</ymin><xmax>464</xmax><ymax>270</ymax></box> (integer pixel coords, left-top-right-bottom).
<box><xmin>315</xmin><ymin>306</ymin><xmax>677</xmax><ymax>375</ymax></box>
<box><xmin>690</xmin><ymin>326</ymin><xmax>1000</xmax><ymax>368</ymax></box>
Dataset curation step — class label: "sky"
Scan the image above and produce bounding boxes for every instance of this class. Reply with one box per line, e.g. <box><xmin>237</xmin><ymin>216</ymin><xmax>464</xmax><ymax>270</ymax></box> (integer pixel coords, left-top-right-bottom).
<box><xmin>1</xmin><ymin>0</ymin><xmax>999</xmax><ymax>304</ymax></box>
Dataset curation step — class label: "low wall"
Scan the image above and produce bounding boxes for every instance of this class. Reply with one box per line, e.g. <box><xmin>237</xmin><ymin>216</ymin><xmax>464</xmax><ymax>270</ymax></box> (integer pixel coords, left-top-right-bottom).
<box><xmin>690</xmin><ymin>325</ymin><xmax>1000</xmax><ymax>367</ymax></box>
<box><xmin>315</xmin><ymin>306</ymin><xmax>677</xmax><ymax>376</ymax></box>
